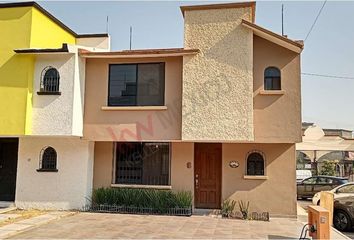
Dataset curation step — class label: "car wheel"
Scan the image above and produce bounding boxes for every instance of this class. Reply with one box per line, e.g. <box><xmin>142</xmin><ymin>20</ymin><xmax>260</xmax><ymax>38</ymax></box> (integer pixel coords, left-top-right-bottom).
<box><xmin>334</xmin><ymin>210</ymin><xmax>352</xmax><ymax>231</ymax></box>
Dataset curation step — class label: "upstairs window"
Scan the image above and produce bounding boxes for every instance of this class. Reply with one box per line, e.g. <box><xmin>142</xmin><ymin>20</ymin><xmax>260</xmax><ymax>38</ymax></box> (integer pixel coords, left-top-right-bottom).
<box><xmin>38</xmin><ymin>67</ymin><xmax>60</xmax><ymax>95</ymax></box>
<box><xmin>38</xmin><ymin>146</ymin><xmax>58</xmax><ymax>172</ymax></box>
<box><xmin>108</xmin><ymin>63</ymin><xmax>165</xmax><ymax>106</ymax></box>
<box><xmin>264</xmin><ymin>67</ymin><xmax>281</xmax><ymax>90</ymax></box>
<box><xmin>246</xmin><ymin>151</ymin><xmax>265</xmax><ymax>176</ymax></box>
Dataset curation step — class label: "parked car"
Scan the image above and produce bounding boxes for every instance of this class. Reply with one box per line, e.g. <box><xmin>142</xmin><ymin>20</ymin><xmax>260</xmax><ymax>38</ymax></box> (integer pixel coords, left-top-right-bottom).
<box><xmin>333</xmin><ymin>196</ymin><xmax>354</xmax><ymax>231</ymax></box>
<box><xmin>296</xmin><ymin>170</ymin><xmax>312</xmax><ymax>183</ymax></box>
<box><xmin>312</xmin><ymin>182</ymin><xmax>354</xmax><ymax>205</ymax></box>
<box><xmin>297</xmin><ymin>176</ymin><xmax>348</xmax><ymax>199</ymax></box>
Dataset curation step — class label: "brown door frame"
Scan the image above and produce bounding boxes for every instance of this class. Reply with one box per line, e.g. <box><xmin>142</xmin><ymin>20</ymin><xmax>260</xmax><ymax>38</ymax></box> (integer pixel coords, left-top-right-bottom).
<box><xmin>194</xmin><ymin>143</ymin><xmax>222</xmax><ymax>209</ymax></box>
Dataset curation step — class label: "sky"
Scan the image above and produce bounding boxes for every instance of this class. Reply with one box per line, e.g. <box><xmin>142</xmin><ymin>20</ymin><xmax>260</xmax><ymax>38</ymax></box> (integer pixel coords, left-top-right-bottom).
<box><xmin>11</xmin><ymin>0</ymin><xmax>354</xmax><ymax>130</ymax></box>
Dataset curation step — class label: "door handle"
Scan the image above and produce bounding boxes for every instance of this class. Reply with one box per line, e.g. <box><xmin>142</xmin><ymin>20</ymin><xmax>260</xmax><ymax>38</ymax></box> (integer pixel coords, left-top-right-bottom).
<box><xmin>195</xmin><ymin>174</ymin><xmax>199</xmax><ymax>189</ymax></box>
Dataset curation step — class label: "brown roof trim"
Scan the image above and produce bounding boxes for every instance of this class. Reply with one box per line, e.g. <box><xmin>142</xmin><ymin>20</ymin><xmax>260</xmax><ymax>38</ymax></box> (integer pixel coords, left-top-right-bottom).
<box><xmin>14</xmin><ymin>43</ymin><xmax>69</xmax><ymax>53</ymax></box>
<box><xmin>76</xmin><ymin>33</ymin><xmax>109</xmax><ymax>38</ymax></box>
<box><xmin>180</xmin><ymin>1</ymin><xmax>256</xmax><ymax>22</ymax></box>
<box><xmin>241</xmin><ymin>19</ymin><xmax>304</xmax><ymax>50</ymax></box>
<box><xmin>80</xmin><ymin>48</ymin><xmax>200</xmax><ymax>58</ymax></box>
<box><xmin>0</xmin><ymin>1</ymin><xmax>108</xmax><ymax>38</ymax></box>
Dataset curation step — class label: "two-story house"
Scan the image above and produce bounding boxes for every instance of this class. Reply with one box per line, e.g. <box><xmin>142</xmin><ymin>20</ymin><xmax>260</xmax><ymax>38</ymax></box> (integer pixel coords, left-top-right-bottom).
<box><xmin>0</xmin><ymin>1</ymin><xmax>303</xmax><ymax>217</ymax></box>
<box><xmin>82</xmin><ymin>2</ymin><xmax>303</xmax><ymax>217</ymax></box>
<box><xmin>0</xmin><ymin>1</ymin><xmax>109</xmax><ymax>209</ymax></box>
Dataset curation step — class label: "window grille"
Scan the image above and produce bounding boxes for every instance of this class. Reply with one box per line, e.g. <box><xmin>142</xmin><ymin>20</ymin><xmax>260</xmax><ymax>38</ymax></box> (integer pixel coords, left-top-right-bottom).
<box><xmin>246</xmin><ymin>151</ymin><xmax>265</xmax><ymax>176</ymax></box>
<box><xmin>115</xmin><ymin>142</ymin><xmax>170</xmax><ymax>185</ymax></box>
<box><xmin>40</xmin><ymin>67</ymin><xmax>60</xmax><ymax>93</ymax></box>
<box><xmin>39</xmin><ymin>146</ymin><xmax>57</xmax><ymax>171</ymax></box>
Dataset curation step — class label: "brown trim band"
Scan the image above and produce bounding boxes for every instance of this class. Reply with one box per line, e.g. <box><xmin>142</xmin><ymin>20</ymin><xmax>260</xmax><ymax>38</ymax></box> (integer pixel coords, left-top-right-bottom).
<box><xmin>14</xmin><ymin>44</ymin><xmax>69</xmax><ymax>53</ymax></box>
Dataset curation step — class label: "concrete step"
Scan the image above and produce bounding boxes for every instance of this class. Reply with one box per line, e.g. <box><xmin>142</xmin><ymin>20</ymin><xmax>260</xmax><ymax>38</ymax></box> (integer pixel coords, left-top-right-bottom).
<box><xmin>0</xmin><ymin>202</ymin><xmax>15</xmax><ymax>208</ymax></box>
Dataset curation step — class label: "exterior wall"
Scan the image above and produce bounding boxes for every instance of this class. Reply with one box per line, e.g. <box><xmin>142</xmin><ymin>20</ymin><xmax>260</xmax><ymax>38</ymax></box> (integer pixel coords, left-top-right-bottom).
<box><xmin>182</xmin><ymin>7</ymin><xmax>254</xmax><ymax>141</ymax></box>
<box><xmin>222</xmin><ymin>143</ymin><xmax>297</xmax><ymax>217</ymax></box>
<box><xmin>77</xmin><ymin>37</ymin><xmax>111</xmax><ymax>51</ymax></box>
<box><xmin>30</xmin><ymin>7</ymin><xmax>76</xmax><ymax>49</ymax></box>
<box><xmin>15</xmin><ymin>137</ymin><xmax>94</xmax><ymax>210</ymax></box>
<box><xmin>84</xmin><ymin>57</ymin><xmax>183</xmax><ymax>141</ymax></box>
<box><xmin>253</xmin><ymin>35</ymin><xmax>302</xmax><ymax>143</ymax></box>
<box><xmin>0</xmin><ymin>6</ymin><xmax>77</xmax><ymax>136</ymax></box>
<box><xmin>92</xmin><ymin>141</ymin><xmax>296</xmax><ymax>216</ymax></box>
<box><xmin>93</xmin><ymin>142</ymin><xmax>113</xmax><ymax>188</ymax></box>
<box><xmin>0</xmin><ymin>7</ymin><xmax>33</xmax><ymax>135</ymax></box>
<box><xmin>32</xmin><ymin>54</ymin><xmax>75</xmax><ymax>135</ymax></box>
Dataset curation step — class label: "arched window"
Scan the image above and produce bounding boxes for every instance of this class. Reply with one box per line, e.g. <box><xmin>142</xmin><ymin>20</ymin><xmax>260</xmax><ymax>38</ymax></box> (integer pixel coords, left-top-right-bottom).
<box><xmin>246</xmin><ymin>151</ymin><xmax>265</xmax><ymax>176</ymax></box>
<box><xmin>38</xmin><ymin>147</ymin><xmax>57</xmax><ymax>172</ymax></box>
<box><xmin>40</xmin><ymin>67</ymin><xmax>60</xmax><ymax>93</ymax></box>
<box><xmin>264</xmin><ymin>67</ymin><xmax>281</xmax><ymax>90</ymax></box>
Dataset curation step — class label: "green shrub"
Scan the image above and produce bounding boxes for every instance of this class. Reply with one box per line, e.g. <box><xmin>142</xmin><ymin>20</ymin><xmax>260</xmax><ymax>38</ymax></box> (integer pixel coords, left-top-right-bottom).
<box><xmin>91</xmin><ymin>188</ymin><xmax>192</xmax><ymax>210</ymax></box>
<box><xmin>221</xmin><ymin>199</ymin><xmax>236</xmax><ymax>217</ymax></box>
<box><xmin>238</xmin><ymin>200</ymin><xmax>250</xmax><ymax>219</ymax></box>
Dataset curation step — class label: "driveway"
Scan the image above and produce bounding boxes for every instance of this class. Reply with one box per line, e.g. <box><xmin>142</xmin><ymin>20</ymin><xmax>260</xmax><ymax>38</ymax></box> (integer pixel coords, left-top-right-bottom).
<box><xmin>9</xmin><ymin>211</ymin><xmax>350</xmax><ymax>239</ymax></box>
<box><xmin>9</xmin><ymin>212</ymin><xmax>307</xmax><ymax>239</ymax></box>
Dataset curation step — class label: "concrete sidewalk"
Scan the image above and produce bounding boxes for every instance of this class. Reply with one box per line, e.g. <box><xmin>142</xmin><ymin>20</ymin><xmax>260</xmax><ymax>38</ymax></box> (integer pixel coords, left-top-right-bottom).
<box><xmin>0</xmin><ymin>211</ymin><xmax>74</xmax><ymax>239</ymax></box>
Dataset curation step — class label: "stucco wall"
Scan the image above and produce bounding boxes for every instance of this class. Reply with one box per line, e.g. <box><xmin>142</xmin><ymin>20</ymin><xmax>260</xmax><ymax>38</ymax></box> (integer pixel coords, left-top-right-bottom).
<box><xmin>253</xmin><ymin>35</ymin><xmax>302</xmax><ymax>143</ymax></box>
<box><xmin>92</xmin><ymin>141</ymin><xmax>296</xmax><ymax>216</ymax></box>
<box><xmin>182</xmin><ymin>7</ymin><xmax>254</xmax><ymax>141</ymax></box>
<box><xmin>93</xmin><ymin>142</ymin><xmax>114</xmax><ymax>189</ymax></box>
<box><xmin>32</xmin><ymin>54</ymin><xmax>75</xmax><ymax>135</ymax></box>
<box><xmin>15</xmin><ymin>137</ymin><xmax>94</xmax><ymax>210</ymax></box>
<box><xmin>77</xmin><ymin>37</ymin><xmax>111</xmax><ymax>51</ymax></box>
<box><xmin>84</xmin><ymin>57</ymin><xmax>183</xmax><ymax>141</ymax></box>
<box><xmin>222</xmin><ymin>143</ymin><xmax>297</xmax><ymax>217</ymax></box>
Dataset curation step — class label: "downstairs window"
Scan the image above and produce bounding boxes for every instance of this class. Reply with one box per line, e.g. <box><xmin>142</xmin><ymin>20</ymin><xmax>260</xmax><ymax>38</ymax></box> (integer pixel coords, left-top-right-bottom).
<box><xmin>115</xmin><ymin>142</ymin><xmax>170</xmax><ymax>186</ymax></box>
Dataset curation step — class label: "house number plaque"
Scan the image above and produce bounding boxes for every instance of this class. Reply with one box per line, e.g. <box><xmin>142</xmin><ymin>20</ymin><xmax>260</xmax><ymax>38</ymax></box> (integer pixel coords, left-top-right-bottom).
<box><xmin>229</xmin><ymin>161</ymin><xmax>239</xmax><ymax>168</ymax></box>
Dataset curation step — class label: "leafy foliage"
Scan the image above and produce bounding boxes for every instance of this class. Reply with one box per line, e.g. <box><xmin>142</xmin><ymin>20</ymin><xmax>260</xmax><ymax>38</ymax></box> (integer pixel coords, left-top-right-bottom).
<box><xmin>238</xmin><ymin>200</ymin><xmax>250</xmax><ymax>219</ymax></box>
<box><xmin>221</xmin><ymin>199</ymin><xmax>236</xmax><ymax>217</ymax></box>
<box><xmin>91</xmin><ymin>188</ymin><xmax>192</xmax><ymax>210</ymax></box>
<box><xmin>319</xmin><ymin>160</ymin><xmax>337</xmax><ymax>176</ymax></box>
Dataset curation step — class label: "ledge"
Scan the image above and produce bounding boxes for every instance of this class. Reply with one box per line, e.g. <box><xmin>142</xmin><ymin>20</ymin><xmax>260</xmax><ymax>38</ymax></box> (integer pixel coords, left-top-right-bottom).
<box><xmin>36</xmin><ymin>169</ymin><xmax>58</xmax><ymax>172</ymax></box>
<box><xmin>102</xmin><ymin>106</ymin><xmax>168</xmax><ymax>111</ymax></box>
<box><xmin>259</xmin><ymin>90</ymin><xmax>285</xmax><ymax>95</ymax></box>
<box><xmin>37</xmin><ymin>91</ymin><xmax>61</xmax><ymax>95</ymax></box>
<box><xmin>111</xmin><ymin>184</ymin><xmax>172</xmax><ymax>190</ymax></box>
<box><xmin>243</xmin><ymin>175</ymin><xmax>268</xmax><ymax>180</ymax></box>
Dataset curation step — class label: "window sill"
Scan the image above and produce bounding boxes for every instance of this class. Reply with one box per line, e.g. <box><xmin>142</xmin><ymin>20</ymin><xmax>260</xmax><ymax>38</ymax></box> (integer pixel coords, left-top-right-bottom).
<box><xmin>111</xmin><ymin>184</ymin><xmax>172</xmax><ymax>190</ymax></box>
<box><xmin>102</xmin><ymin>106</ymin><xmax>168</xmax><ymax>111</ymax></box>
<box><xmin>243</xmin><ymin>175</ymin><xmax>268</xmax><ymax>180</ymax></box>
<box><xmin>259</xmin><ymin>90</ymin><xmax>285</xmax><ymax>95</ymax></box>
<box><xmin>36</xmin><ymin>169</ymin><xmax>58</xmax><ymax>172</ymax></box>
<box><xmin>37</xmin><ymin>91</ymin><xmax>61</xmax><ymax>95</ymax></box>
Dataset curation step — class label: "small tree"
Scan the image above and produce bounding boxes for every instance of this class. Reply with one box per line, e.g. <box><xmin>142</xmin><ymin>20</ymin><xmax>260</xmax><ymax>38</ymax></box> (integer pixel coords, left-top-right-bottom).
<box><xmin>319</xmin><ymin>160</ymin><xmax>337</xmax><ymax>176</ymax></box>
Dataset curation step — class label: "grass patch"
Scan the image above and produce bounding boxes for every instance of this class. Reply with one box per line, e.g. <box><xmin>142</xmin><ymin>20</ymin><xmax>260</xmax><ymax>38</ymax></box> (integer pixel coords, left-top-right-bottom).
<box><xmin>0</xmin><ymin>209</ymin><xmax>47</xmax><ymax>227</ymax></box>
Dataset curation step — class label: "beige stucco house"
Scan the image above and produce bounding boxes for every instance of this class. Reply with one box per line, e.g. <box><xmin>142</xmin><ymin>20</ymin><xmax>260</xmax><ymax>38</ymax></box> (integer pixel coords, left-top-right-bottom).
<box><xmin>81</xmin><ymin>2</ymin><xmax>303</xmax><ymax>217</ymax></box>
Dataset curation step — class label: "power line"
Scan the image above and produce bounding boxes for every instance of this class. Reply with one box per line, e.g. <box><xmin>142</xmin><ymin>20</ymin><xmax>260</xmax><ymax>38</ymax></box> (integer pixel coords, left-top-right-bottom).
<box><xmin>304</xmin><ymin>0</ymin><xmax>327</xmax><ymax>42</ymax></box>
<box><xmin>302</xmin><ymin>72</ymin><xmax>354</xmax><ymax>80</ymax></box>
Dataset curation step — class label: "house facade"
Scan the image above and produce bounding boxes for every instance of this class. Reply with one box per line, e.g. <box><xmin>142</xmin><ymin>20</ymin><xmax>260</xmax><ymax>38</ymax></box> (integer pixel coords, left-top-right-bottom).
<box><xmin>0</xmin><ymin>2</ymin><xmax>109</xmax><ymax>209</ymax></box>
<box><xmin>0</xmin><ymin>1</ymin><xmax>303</xmax><ymax>217</ymax></box>
<box><xmin>83</xmin><ymin>2</ymin><xmax>303</xmax><ymax>217</ymax></box>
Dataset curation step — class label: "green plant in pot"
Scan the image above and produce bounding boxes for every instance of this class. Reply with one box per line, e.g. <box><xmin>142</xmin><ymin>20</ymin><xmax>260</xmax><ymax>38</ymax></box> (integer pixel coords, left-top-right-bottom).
<box><xmin>221</xmin><ymin>199</ymin><xmax>236</xmax><ymax>218</ymax></box>
<box><xmin>238</xmin><ymin>200</ymin><xmax>250</xmax><ymax>220</ymax></box>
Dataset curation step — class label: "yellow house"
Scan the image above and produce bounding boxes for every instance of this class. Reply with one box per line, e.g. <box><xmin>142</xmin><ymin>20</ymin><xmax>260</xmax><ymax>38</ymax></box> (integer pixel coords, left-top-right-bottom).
<box><xmin>0</xmin><ymin>2</ymin><xmax>106</xmax><ymax>135</ymax></box>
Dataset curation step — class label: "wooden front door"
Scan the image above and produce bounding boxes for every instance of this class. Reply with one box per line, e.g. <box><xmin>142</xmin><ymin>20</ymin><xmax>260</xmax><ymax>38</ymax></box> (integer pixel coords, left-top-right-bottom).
<box><xmin>0</xmin><ymin>138</ymin><xmax>18</xmax><ymax>201</ymax></box>
<box><xmin>194</xmin><ymin>143</ymin><xmax>222</xmax><ymax>209</ymax></box>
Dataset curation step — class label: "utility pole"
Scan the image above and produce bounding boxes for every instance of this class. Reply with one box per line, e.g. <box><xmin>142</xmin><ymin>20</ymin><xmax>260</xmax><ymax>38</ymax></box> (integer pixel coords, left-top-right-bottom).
<box><xmin>106</xmin><ymin>16</ymin><xmax>109</xmax><ymax>33</ymax></box>
<box><xmin>281</xmin><ymin>4</ymin><xmax>284</xmax><ymax>36</ymax></box>
<box><xmin>129</xmin><ymin>26</ymin><xmax>132</xmax><ymax>50</ymax></box>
